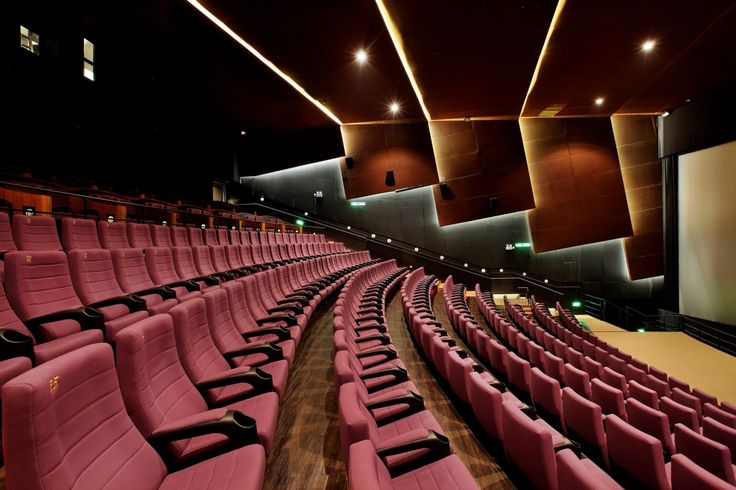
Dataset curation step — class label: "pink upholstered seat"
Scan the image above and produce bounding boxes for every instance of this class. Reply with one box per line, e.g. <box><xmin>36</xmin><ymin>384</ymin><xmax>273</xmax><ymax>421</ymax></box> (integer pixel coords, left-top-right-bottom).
<box><xmin>3</xmin><ymin>343</ymin><xmax>266</xmax><ymax>490</ymax></box>
<box><xmin>562</xmin><ymin>387</ymin><xmax>608</xmax><ymax>466</ymax></box>
<box><xmin>98</xmin><ymin>220</ymin><xmax>130</xmax><ymax>249</ymax></box>
<box><xmin>127</xmin><ymin>222</ymin><xmax>155</xmax><ymax>248</ymax></box>
<box><xmin>61</xmin><ymin>217</ymin><xmax>102</xmax><ymax>250</ymax></box>
<box><xmin>671</xmin><ymin>454</ymin><xmax>735</xmax><ymax>490</ymax></box>
<box><xmin>11</xmin><ymin>215</ymin><xmax>62</xmax><ymax>251</ymax></box>
<box><xmin>674</xmin><ymin>423</ymin><xmax>736</xmax><ymax>485</ymax></box>
<box><xmin>625</xmin><ymin>397</ymin><xmax>675</xmax><ymax>456</ymax></box>
<box><xmin>591</xmin><ymin>378</ymin><xmax>626</xmax><ymax>420</ymax></box>
<box><xmin>556</xmin><ymin>449</ymin><xmax>623</xmax><ymax>490</ymax></box>
<box><xmin>606</xmin><ymin>415</ymin><xmax>671</xmax><ymax>490</ymax></box>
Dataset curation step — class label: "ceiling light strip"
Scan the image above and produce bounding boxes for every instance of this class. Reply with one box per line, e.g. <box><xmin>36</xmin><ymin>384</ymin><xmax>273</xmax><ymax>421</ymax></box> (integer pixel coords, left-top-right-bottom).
<box><xmin>374</xmin><ymin>0</ymin><xmax>431</xmax><ymax>121</ymax></box>
<box><xmin>185</xmin><ymin>0</ymin><xmax>342</xmax><ymax>125</ymax></box>
<box><xmin>519</xmin><ymin>0</ymin><xmax>567</xmax><ymax>118</ymax></box>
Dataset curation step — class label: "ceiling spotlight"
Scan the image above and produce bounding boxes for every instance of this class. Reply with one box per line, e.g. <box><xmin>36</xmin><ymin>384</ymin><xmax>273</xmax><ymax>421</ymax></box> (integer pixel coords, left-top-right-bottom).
<box><xmin>463</xmin><ymin>263</ymin><xmax>468</xmax><ymax>267</ymax></box>
<box><xmin>595</xmin><ymin>97</ymin><xmax>604</xmax><ymax>106</ymax></box>
<box><xmin>370</xmin><ymin>233</ymin><xmax>376</xmax><ymax>238</ymax></box>
<box><xmin>481</xmin><ymin>268</ymin><xmax>486</xmax><ymax>273</ymax></box>
<box><xmin>347</xmin><ymin>226</ymin><xmax>351</xmax><ymax>230</ymax></box>
<box><xmin>304</xmin><ymin>212</ymin><xmax>308</xmax><ymax>216</ymax></box>
<box><xmin>390</xmin><ymin>102</ymin><xmax>400</xmax><ymax>114</ymax></box>
<box><xmin>259</xmin><ymin>196</ymin><xmax>265</xmax><ymax>202</ymax></box>
<box><xmin>355</xmin><ymin>49</ymin><xmax>367</xmax><ymax>64</ymax></box>
<box><xmin>522</xmin><ymin>272</ymin><xmax>527</xmax><ymax>276</ymax></box>
<box><xmin>642</xmin><ymin>40</ymin><xmax>655</xmax><ymax>52</ymax></box>
<box><xmin>386</xmin><ymin>238</ymin><xmax>392</xmax><ymax>243</ymax></box>
<box><xmin>544</xmin><ymin>279</ymin><xmax>549</xmax><ymax>283</ymax></box>
<box><xmin>439</xmin><ymin>255</ymin><xmax>445</xmax><ymax>260</ymax></box>
<box><xmin>240</xmin><ymin>130</ymin><xmax>247</xmax><ymax>136</ymax></box>
<box><xmin>414</xmin><ymin>247</ymin><xmax>419</xmax><ymax>252</ymax></box>
<box><xmin>499</xmin><ymin>268</ymin><xmax>504</xmax><ymax>273</ymax></box>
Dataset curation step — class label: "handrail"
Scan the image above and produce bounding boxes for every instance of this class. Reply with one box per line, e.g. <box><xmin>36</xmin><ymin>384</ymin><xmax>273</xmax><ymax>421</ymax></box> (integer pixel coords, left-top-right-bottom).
<box><xmin>236</xmin><ymin>200</ymin><xmax>582</xmax><ymax>297</ymax></box>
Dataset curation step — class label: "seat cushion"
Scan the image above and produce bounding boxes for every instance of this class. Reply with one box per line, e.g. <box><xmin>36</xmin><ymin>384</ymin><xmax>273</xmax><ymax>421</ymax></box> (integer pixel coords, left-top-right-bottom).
<box><xmin>391</xmin><ymin>453</ymin><xmax>480</xmax><ymax>490</ymax></box>
<box><xmin>33</xmin><ymin>329</ymin><xmax>104</xmax><ymax>364</ymax></box>
<box><xmin>159</xmin><ymin>443</ymin><xmax>266</xmax><ymax>490</ymax></box>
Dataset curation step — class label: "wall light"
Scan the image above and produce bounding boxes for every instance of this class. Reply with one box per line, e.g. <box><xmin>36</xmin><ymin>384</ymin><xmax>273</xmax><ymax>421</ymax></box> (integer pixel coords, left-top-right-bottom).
<box><xmin>522</xmin><ymin>272</ymin><xmax>527</xmax><ymax>276</ymax></box>
<box><xmin>499</xmin><ymin>268</ymin><xmax>504</xmax><ymax>273</ymax></box>
<box><xmin>387</xmin><ymin>238</ymin><xmax>392</xmax><ymax>243</ymax></box>
<box><xmin>414</xmin><ymin>247</ymin><xmax>419</xmax><ymax>252</ymax></box>
<box><xmin>544</xmin><ymin>279</ymin><xmax>549</xmax><ymax>283</ymax></box>
<box><xmin>463</xmin><ymin>263</ymin><xmax>468</xmax><ymax>267</ymax></box>
<box><xmin>162</xmin><ymin>220</ymin><xmax>168</xmax><ymax>226</ymax></box>
<box><xmin>260</xmin><ymin>196</ymin><xmax>265</xmax><ymax>202</ymax></box>
<box><xmin>481</xmin><ymin>268</ymin><xmax>486</xmax><ymax>273</ymax></box>
<box><xmin>347</xmin><ymin>226</ymin><xmax>351</xmax><ymax>230</ymax></box>
<box><xmin>440</xmin><ymin>255</ymin><xmax>445</xmax><ymax>260</ymax></box>
<box><xmin>371</xmin><ymin>233</ymin><xmax>376</xmax><ymax>238</ymax></box>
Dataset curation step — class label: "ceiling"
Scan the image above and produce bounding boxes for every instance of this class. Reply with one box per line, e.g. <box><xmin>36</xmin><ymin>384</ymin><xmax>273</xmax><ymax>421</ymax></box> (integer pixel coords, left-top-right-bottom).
<box><xmin>60</xmin><ymin>0</ymin><xmax>736</xmax><ymax>137</ymax></box>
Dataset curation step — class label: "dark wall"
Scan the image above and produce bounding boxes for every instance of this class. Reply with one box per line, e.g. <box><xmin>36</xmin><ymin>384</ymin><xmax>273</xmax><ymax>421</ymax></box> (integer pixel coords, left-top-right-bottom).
<box><xmin>1</xmin><ymin>0</ymin><xmax>236</xmax><ymax>202</ymax></box>
<box><xmin>243</xmin><ymin>159</ymin><xmax>664</xmax><ymax>304</ymax></box>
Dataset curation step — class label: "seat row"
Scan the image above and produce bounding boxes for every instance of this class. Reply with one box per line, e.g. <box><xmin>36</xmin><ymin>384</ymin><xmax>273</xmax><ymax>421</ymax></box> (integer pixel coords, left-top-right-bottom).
<box><xmin>473</xmin><ymin>283</ymin><xmax>736</xmax><ymax>489</ymax></box>
<box><xmin>333</xmin><ymin>262</ymin><xmax>481</xmax><ymax>490</ymax></box>
<box><xmin>2</xmin><ymin>251</ymin><xmax>376</xmax><ymax>488</ymax></box>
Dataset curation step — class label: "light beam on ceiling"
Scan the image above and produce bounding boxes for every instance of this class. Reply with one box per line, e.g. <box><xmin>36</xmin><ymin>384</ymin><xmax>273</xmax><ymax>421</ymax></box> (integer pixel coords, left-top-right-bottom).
<box><xmin>375</xmin><ymin>0</ymin><xmax>431</xmax><ymax>121</ymax></box>
<box><xmin>520</xmin><ymin>0</ymin><xmax>568</xmax><ymax>118</ymax></box>
<box><xmin>185</xmin><ymin>0</ymin><xmax>343</xmax><ymax>125</ymax></box>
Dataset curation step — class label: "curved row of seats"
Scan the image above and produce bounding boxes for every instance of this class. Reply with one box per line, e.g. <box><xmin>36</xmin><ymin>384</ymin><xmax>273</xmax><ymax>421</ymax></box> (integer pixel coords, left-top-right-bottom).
<box><xmin>2</xmin><ymin>247</ymin><xmax>375</xmax><ymax>488</ymax></box>
<box><xmin>333</xmin><ymin>262</ymin><xmax>481</xmax><ymax>490</ymax></box>
<box><xmin>472</xmin><ymin>283</ymin><xmax>736</xmax><ymax>489</ymax></box>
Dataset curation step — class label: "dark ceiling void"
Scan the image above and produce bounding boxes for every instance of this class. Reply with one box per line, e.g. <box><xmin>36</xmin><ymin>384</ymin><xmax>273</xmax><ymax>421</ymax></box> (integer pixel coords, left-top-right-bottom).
<box><xmin>382</xmin><ymin>0</ymin><xmax>557</xmax><ymax>120</ymax></box>
<box><xmin>197</xmin><ymin>0</ymin><xmax>423</xmax><ymax>124</ymax></box>
<box><xmin>522</xmin><ymin>0</ymin><xmax>736</xmax><ymax>118</ymax></box>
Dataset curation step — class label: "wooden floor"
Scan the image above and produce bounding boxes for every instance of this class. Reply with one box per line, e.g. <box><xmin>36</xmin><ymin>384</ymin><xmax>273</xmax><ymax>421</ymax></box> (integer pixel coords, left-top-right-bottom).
<box><xmin>264</xmin><ymin>292</ymin><xmax>514</xmax><ymax>489</ymax></box>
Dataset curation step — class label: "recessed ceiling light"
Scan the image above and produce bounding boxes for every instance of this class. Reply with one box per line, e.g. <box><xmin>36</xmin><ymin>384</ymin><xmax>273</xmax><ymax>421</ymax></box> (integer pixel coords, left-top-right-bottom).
<box><xmin>544</xmin><ymin>279</ymin><xmax>549</xmax><ymax>283</ymax></box>
<box><xmin>481</xmin><ymin>268</ymin><xmax>486</xmax><ymax>273</ymax></box>
<box><xmin>499</xmin><ymin>268</ymin><xmax>504</xmax><ymax>273</ymax></box>
<box><xmin>387</xmin><ymin>238</ymin><xmax>392</xmax><ymax>243</ymax></box>
<box><xmin>240</xmin><ymin>130</ymin><xmax>247</xmax><ymax>136</ymax></box>
<box><xmin>355</xmin><ymin>49</ymin><xmax>367</xmax><ymax>64</ymax></box>
<box><xmin>347</xmin><ymin>226</ymin><xmax>351</xmax><ymax>230</ymax></box>
<box><xmin>414</xmin><ymin>247</ymin><xmax>419</xmax><ymax>252</ymax></box>
<box><xmin>463</xmin><ymin>263</ymin><xmax>468</xmax><ymax>267</ymax></box>
<box><xmin>390</xmin><ymin>102</ymin><xmax>400</xmax><ymax>114</ymax></box>
<box><xmin>522</xmin><ymin>272</ymin><xmax>527</xmax><ymax>276</ymax></box>
<box><xmin>439</xmin><ymin>255</ymin><xmax>444</xmax><ymax>260</ymax></box>
<box><xmin>642</xmin><ymin>40</ymin><xmax>655</xmax><ymax>52</ymax></box>
<box><xmin>595</xmin><ymin>97</ymin><xmax>604</xmax><ymax>106</ymax></box>
<box><xmin>370</xmin><ymin>233</ymin><xmax>376</xmax><ymax>239</ymax></box>
<box><xmin>259</xmin><ymin>196</ymin><xmax>264</xmax><ymax>202</ymax></box>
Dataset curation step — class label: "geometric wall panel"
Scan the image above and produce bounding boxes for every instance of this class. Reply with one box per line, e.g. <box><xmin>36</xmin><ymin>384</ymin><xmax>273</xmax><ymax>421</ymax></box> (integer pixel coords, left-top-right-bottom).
<box><xmin>521</xmin><ymin>117</ymin><xmax>633</xmax><ymax>252</ymax></box>
<box><xmin>430</xmin><ymin>120</ymin><xmax>535</xmax><ymax>226</ymax></box>
<box><xmin>611</xmin><ymin>115</ymin><xmax>664</xmax><ymax>279</ymax></box>
<box><xmin>339</xmin><ymin>123</ymin><xmax>439</xmax><ymax>199</ymax></box>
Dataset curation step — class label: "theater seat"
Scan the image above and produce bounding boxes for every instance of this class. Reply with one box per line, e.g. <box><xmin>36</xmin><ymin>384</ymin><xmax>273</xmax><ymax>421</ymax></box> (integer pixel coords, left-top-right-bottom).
<box><xmin>61</xmin><ymin>217</ymin><xmax>102</xmax><ymax>250</ymax></box>
<box><xmin>11</xmin><ymin>215</ymin><xmax>62</xmax><ymax>251</ymax></box>
<box><xmin>671</xmin><ymin>454</ymin><xmax>735</xmax><ymax>490</ymax></box>
<box><xmin>556</xmin><ymin>449</ymin><xmax>623</xmax><ymax>490</ymax></box>
<box><xmin>98</xmin><ymin>220</ymin><xmax>130</xmax><ymax>249</ymax></box>
<box><xmin>348</xmin><ymin>439</ymin><xmax>480</xmax><ymax>490</ymax></box>
<box><xmin>2</xmin><ymin>343</ymin><xmax>266</xmax><ymax>490</ymax></box>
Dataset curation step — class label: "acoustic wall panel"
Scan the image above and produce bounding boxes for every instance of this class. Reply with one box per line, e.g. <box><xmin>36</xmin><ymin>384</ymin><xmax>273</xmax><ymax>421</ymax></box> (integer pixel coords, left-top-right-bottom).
<box><xmin>340</xmin><ymin>123</ymin><xmax>439</xmax><ymax>199</ymax></box>
<box><xmin>521</xmin><ymin>117</ymin><xmax>633</xmax><ymax>252</ymax></box>
<box><xmin>611</xmin><ymin>115</ymin><xmax>664</xmax><ymax>280</ymax></box>
<box><xmin>430</xmin><ymin>120</ymin><xmax>535</xmax><ymax>226</ymax></box>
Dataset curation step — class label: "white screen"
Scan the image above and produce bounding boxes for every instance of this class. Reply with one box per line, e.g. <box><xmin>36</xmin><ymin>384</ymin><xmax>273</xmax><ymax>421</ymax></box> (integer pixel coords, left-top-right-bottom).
<box><xmin>679</xmin><ymin>139</ymin><xmax>736</xmax><ymax>326</ymax></box>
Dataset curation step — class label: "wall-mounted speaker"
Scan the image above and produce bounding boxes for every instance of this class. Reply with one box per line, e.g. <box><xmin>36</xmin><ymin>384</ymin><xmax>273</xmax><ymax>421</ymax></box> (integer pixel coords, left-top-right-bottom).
<box><xmin>489</xmin><ymin>197</ymin><xmax>498</xmax><ymax>212</ymax></box>
<box><xmin>345</xmin><ymin>156</ymin><xmax>354</xmax><ymax>170</ymax></box>
<box><xmin>385</xmin><ymin>170</ymin><xmax>396</xmax><ymax>187</ymax></box>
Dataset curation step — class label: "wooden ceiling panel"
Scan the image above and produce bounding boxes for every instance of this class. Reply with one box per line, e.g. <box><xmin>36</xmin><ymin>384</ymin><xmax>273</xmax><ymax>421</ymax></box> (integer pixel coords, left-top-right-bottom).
<box><xmin>523</xmin><ymin>0</ymin><xmax>735</xmax><ymax>117</ymax></box>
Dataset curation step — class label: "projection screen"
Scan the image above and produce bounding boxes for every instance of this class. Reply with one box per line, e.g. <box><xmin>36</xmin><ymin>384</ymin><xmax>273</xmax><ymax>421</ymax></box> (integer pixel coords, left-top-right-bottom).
<box><xmin>678</xmin><ymin>139</ymin><xmax>736</xmax><ymax>326</ymax></box>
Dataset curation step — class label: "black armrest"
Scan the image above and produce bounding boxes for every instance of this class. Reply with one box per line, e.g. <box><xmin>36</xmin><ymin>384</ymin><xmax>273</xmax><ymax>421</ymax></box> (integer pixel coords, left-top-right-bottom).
<box><xmin>377</xmin><ymin>430</ymin><xmax>452</xmax><ymax>478</ymax></box>
<box><xmin>455</xmin><ymin>350</ymin><xmax>469</xmax><ymax>359</ymax></box>
<box><xmin>257</xmin><ymin>314</ymin><xmax>297</xmax><ymax>326</ymax></box>
<box><xmin>223</xmin><ymin>342</ymin><xmax>283</xmax><ymax>365</ymax></box>
<box><xmin>440</xmin><ymin>337</ymin><xmax>457</xmax><ymax>347</ymax></box>
<box><xmin>25</xmin><ymin>306</ymin><xmax>104</xmax><ymax>338</ymax></box>
<box><xmin>198</xmin><ymin>275</ymin><xmax>220</xmax><ymax>287</ymax></box>
<box><xmin>148</xmin><ymin>409</ymin><xmax>259</xmax><ymax>471</ymax></box>
<box><xmin>361</xmin><ymin>366</ymin><xmax>409</xmax><ymax>393</ymax></box>
<box><xmin>241</xmin><ymin>326</ymin><xmax>291</xmax><ymax>342</ymax></box>
<box><xmin>196</xmin><ymin>367</ymin><xmax>273</xmax><ymax>400</ymax></box>
<box><xmin>0</xmin><ymin>328</ymin><xmax>35</xmax><ymax>362</ymax></box>
<box><xmin>355</xmin><ymin>346</ymin><xmax>398</xmax><ymax>369</ymax></box>
<box><xmin>354</xmin><ymin>322</ymin><xmax>387</xmax><ymax>334</ymax></box>
<box><xmin>266</xmin><ymin>304</ymin><xmax>303</xmax><ymax>315</ymax></box>
<box><xmin>356</xmin><ymin>314</ymin><xmax>384</xmax><ymax>324</ymax></box>
<box><xmin>358</xmin><ymin>307</ymin><xmax>382</xmax><ymax>315</ymax></box>
<box><xmin>165</xmin><ymin>280</ymin><xmax>200</xmax><ymax>292</ymax></box>
<box><xmin>135</xmin><ymin>286</ymin><xmax>177</xmax><ymax>300</ymax></box>
<box><xmin>88</xmin><ymin>294</ymin><xmax>147</xmax><ymax>313</ymax></box>
<box><xmin>355</xmin><ymin>333</ymin><xmax>391</xmax><ymax>346</ymax></box>
<box><xmin>367</xmin><ymin>391</ymin><xmax>425</xmax><ymax>426</ymax></box>
<box><xmin>276</xmin><ymin>296</ymin><xmax>309</xmax><ymax>307</ymax></box>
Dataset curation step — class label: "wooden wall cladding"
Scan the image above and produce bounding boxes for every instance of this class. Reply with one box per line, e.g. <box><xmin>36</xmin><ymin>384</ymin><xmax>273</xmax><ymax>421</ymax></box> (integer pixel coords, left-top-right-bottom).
<box><xmin>430</xmin><ymin>120</ymin><xmax>535</xmax><ymax>226</ymax></box>
<box><xmin>340</xmin><ymin>123</ymin><xmax>439</xmax><ymax>199</ymax></box>
<box><xmin>611</xmin><ymin>115</ymin><xmax>664</xmax><ymax>280</ymax></box>
<box><xmin>521</xmin><ymin>117</ymin><xmax>633</xmax><ymax>252</ymax></box>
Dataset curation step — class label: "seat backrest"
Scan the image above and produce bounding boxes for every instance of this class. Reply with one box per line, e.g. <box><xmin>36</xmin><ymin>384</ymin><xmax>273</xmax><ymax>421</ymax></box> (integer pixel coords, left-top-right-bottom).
<box><xmin>562</xmin><ymin>387</ymin><xmax>606</xmax><ymax>460</ymax></box>
<box><xmin>703</xmin><ymin>416</ymin><xmax>736</xmax><ymax>465</ymax></box>
<box><xmin>556</xmin><ymin>448</ymin><xmax>623</xmax><ymax>490</ymax></box>
<box><xmin>168</xmin><ymin>298</ymin><xmax>233</xmax><ymax>403</ymax></box>
<box><xmin>693</xmin><ymin>388</ymin><xmax>718</xmax><ymax>408</ymax></box>
<box><xmin>202</xmin><ymin>287</ymin><xmax>244</xmax><ymax>355</ymax></box>
<box><xmin>501</xmin><ymin>402</ymin><xmax>557</xmax><ymax>490</ymax></box>
<box><xmin>605</xmin><ymin>414</ymin><xmax>669</xmax><ymax>490</ymax></box>
<box><xmin>171</xmin><ymin>246</ymin><xmax>200</xmax><ymax>280</ymax></box>
<box><xmin>591</xmin><ymin>378</ymin><xmax>626</xmax><ymax>419</ymax></box>
<box><xmin>187</xmin><ymin>227</ymin><xmax>204</xmax><ymax>246</ymax></box>
<box><xmin>127</xmin><ymin>222</ymin><xmax>154</xmax><ymax>248</ymax></box>
<box><xmin>3</xmin><ymin>343</ymin><xmax>167</xmax><ymax>490</ymax></box>
<box><xmin>144</xmin><ymin>247</ymin><xmax>182</xmax><ymax>285</ymax></box>
<box><xmin>672</xmin><ymin>386</ymin><xmax>702</xmax><ymax>416</ymax></box>
<box><xmin>11</xmin><ymin>215</ymin><xmax>62</xmax><ymax>251</ymax></box>
<box><xmin>507</xmin><ymin>351</ymin><xmax>531</xmax><ymax>393</ymax></box>
<box><xmin>202</xmin><ymin>228</ymin><xmax>218</xmax><ymax>246</ymax></box>
<box><xmin>115</xmin><ymin>314</ymin><xmax>210</xmax><ymax>459</ymax></box>
<box><xmin>705</xmin><ymin>403</ymin><xmax>736</xmax><ymax>428</ymax></box>
<box><xmin>0</xmin><ymin>280</ymin><xmax>34</xmax><ymax>341</ymax></box>
<box><xmin>0</xmin><ymin>212</ymin><xmax>17</xmax><ymax>253</ymax></box>
<box><xmin>4</xmin><ymin>250</ymin><xmax>83</xmax><ymax>322</ymax></box>
<box><xmin>675</xmin><ymin>423</ymin><xmax>735</xmax><ymax>484</ymax></box>
<box><xmin>563</xmin><ymin>363</ymin><xmax>592</xmax><ymax>399</ymax></box>
<box><xmin>170</xmin><ymin>226</ymin><xmax>189</xmax><ymax>246</ymax></box>
<box><xmin>97</xmin><ymin>221</ymin><xmax>130</xmax><ymax>249</ymax></box>
<box><xmin>110</xmin><ymin>248</ymin><xmax>157</xmax><ymax>293</ymax></box>
<box><xmin>209</xmin><ymin>245</ymin><xmax>230</xmax><ymax>272</ymax></box>
<box><xmin>61</xmin><ymin>217</ymin><xmax>101</xmax><ymax>250</ymax></box>
<box><xmin>530</xmin><ymin>367</ymin><xmax>562</xmax><ymax>418</ymax></box>
<box><xmin>229</xmin><ymin>229</ymin><xmax>241</xmax><ymax>245</ymax></box>
<box><xmin>347</xmin><ymin>440</ymin><xmax>393</xmax><ymax>490</ymax></box>
<box><xmin>191</xmin><ymin>245</ymin><xmax>217</xmax><ymax>275</ymax></box>
<box><xmin>671</xmin><ymin>454</ymin><xmax>735</xmax><ymax>490</ymax></box>
<box><xmin>338</xmin><ymin>382</ymin><xmax>378</xmax><ymax>463</ymax></box>
<box><xmin>625</xmin><ymin>397</ymin><xmax>675</xmax><ymax>456</ymax></box>
<box><xmin>68</xmin><ymin>248</ymin><xmax>126</xmax><ymax>304</ymax></box>
<box><xmin>216</xmin><ymin>228</ymin><xmax>229</xmax><ymax>246</ymax></box>
<box><xmin>660</xmin><ymin>396</ymin><xmax>699</xmax><ymax>432</ymax></box>
<box><xmin>150</xmin><ymin>224</ymin><xmax>173</xmax><ymax>247</ymax></box>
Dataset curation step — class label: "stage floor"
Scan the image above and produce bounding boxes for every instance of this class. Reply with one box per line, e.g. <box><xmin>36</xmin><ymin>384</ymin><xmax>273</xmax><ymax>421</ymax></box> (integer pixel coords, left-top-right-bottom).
<box><xmin>576</xmin><ymin>315</ymin><xmax>736</xmax><ymax>404</ymax></box>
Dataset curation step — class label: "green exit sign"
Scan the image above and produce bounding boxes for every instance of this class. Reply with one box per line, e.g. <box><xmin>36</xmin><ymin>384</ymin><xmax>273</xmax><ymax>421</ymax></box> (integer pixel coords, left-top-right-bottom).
<box><xmin>571</xmin><ymin>300</ymin><xmax>582</xmax><ymax>308</ymax></box>
<box><xmin>296</xmin><ymin>219</ymin><xmax>305</xmax><ymax>226</ymax></box>
<box><xmin>350</xmin><ymin>201</ymin><xmax>366</xmax><ymax>207</ymax></box>
<box><xmin>514</xmin><ymin>242</ymin><xmax>532</xmax><ymax>249</ymax></box>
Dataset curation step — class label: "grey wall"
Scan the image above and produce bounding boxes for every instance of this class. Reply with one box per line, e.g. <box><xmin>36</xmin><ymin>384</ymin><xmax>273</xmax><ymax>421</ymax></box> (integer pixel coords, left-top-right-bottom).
<box><xmin>243</xmin><ymin>158</ymin><xmax>664</xmax><ymax>304</ymax></box>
